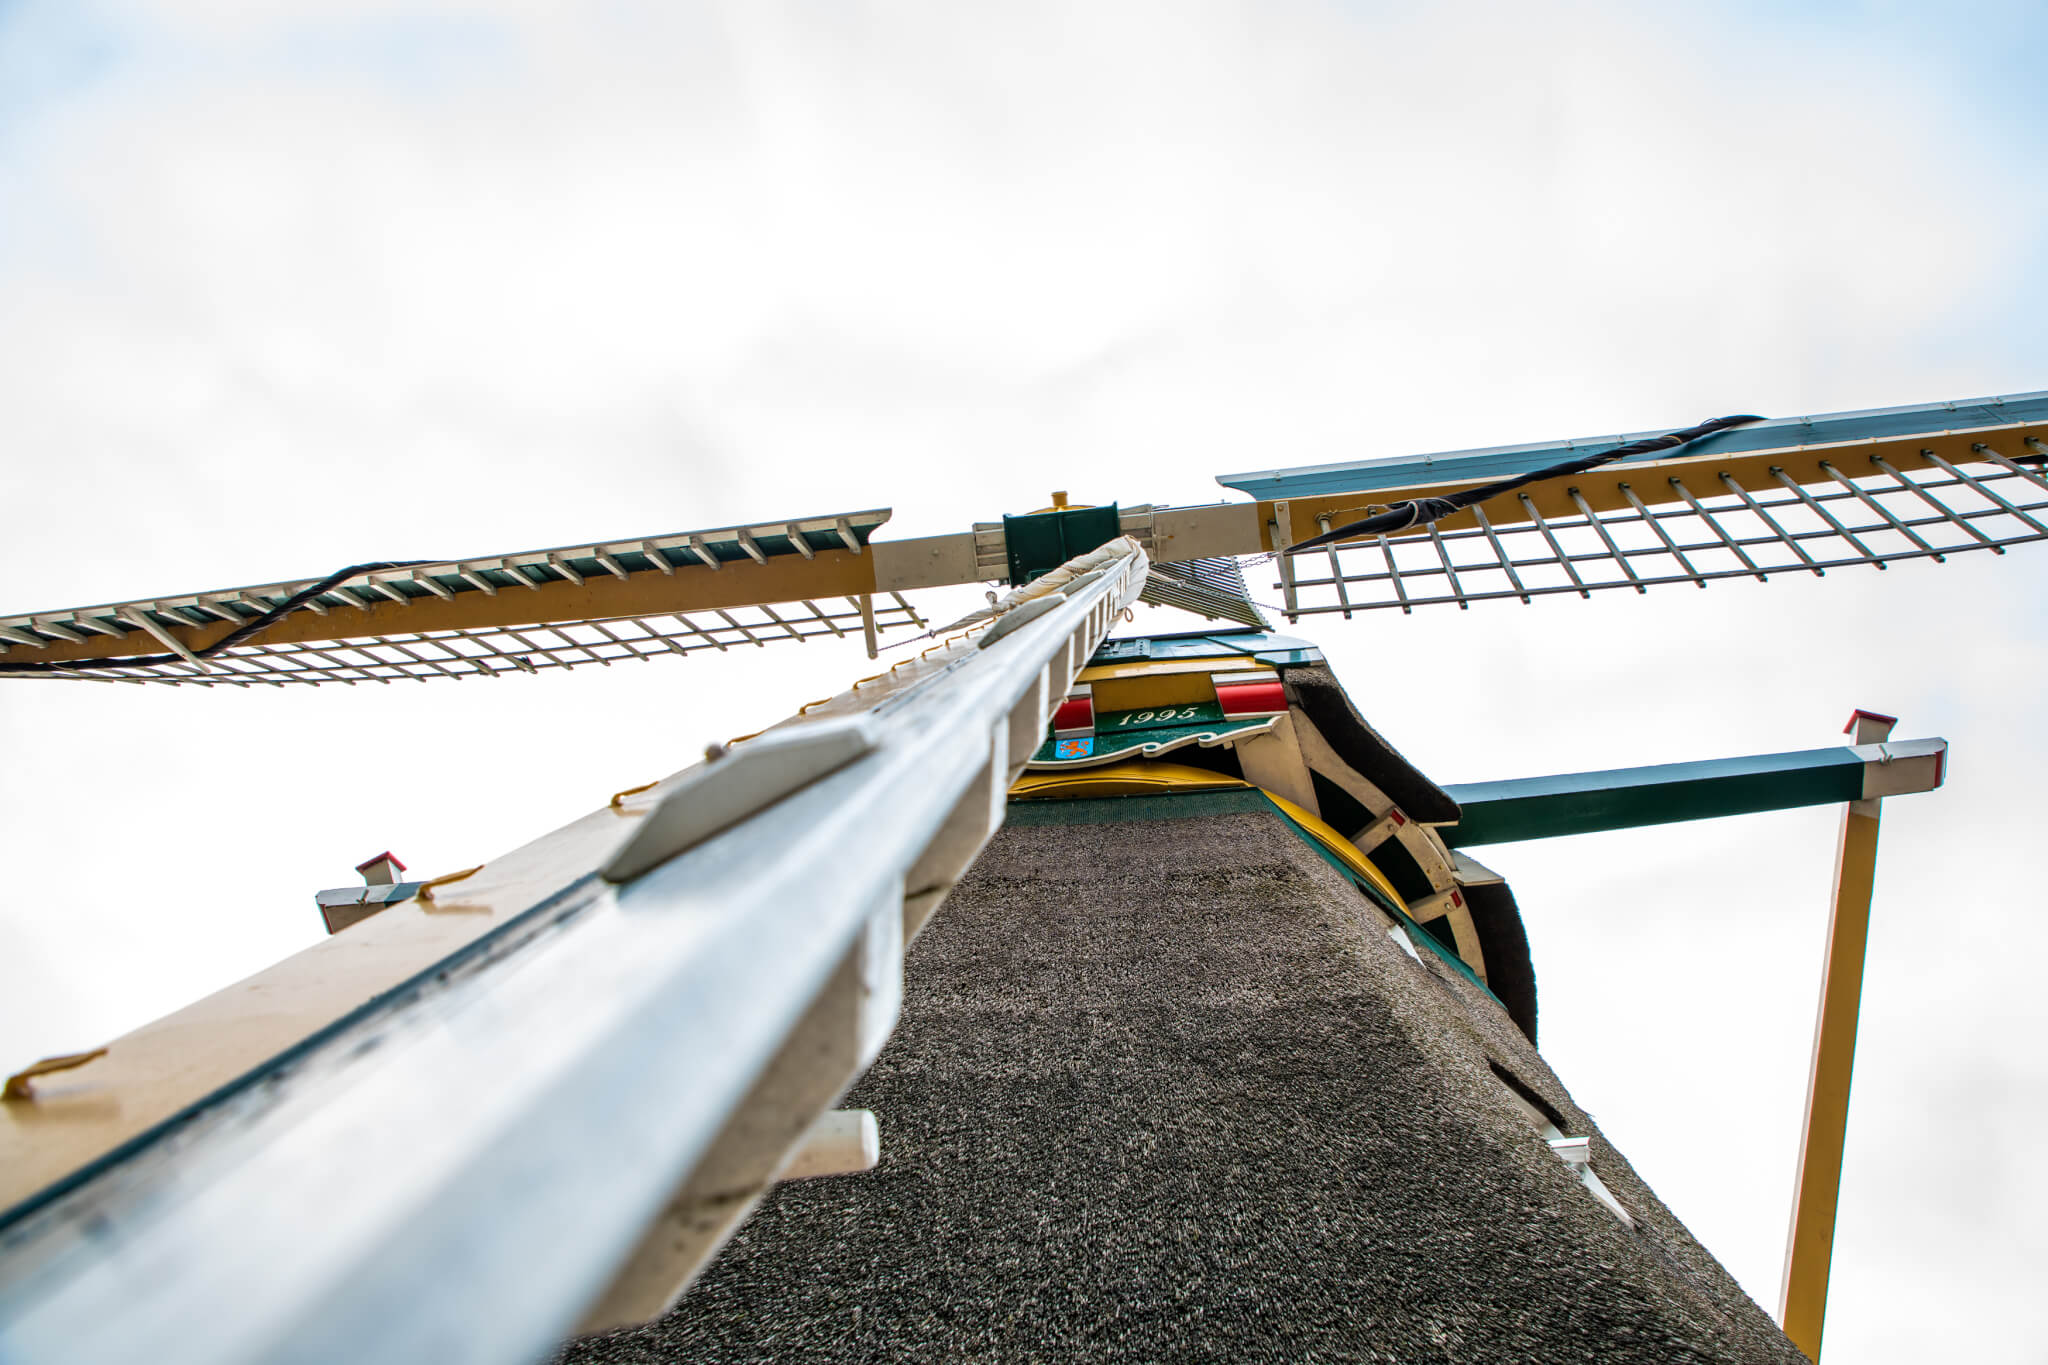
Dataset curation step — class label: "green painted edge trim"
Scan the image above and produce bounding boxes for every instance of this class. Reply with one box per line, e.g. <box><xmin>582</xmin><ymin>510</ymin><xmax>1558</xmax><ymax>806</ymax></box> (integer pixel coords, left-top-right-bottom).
<box><xmin>1097</xmin><ymin>700</ymin><xmax>1227</xmax><ymax>732</ymax></box>
<box><xmin>1029</xmin><ymin>716</ymin><xmax>1274</xmax><ymax>765</ymax></box>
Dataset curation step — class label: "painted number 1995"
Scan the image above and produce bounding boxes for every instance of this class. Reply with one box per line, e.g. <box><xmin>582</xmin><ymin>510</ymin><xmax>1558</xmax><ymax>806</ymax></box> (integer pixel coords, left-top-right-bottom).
<box><xmin>1109</xmin><ymin>706</ymin><xmax>1207</xmax><ymax>727</ymax></box>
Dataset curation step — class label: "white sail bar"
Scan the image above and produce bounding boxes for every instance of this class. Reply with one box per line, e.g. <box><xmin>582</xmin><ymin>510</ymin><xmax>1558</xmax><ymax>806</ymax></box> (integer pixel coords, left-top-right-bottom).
<box><xmin>0</xmin><ymin>509</ymin><xmax>922</xmax><ymax>684</ymax></box>
<box><xmin>0</xmin><ymin>539</ymin><xmax>1149</xmax><ymax>1365</ymax></box>
<box><xmin>1267</xmin><ymin>447</ymin><xmax>2048</xmax><ymax>617</ymax></box>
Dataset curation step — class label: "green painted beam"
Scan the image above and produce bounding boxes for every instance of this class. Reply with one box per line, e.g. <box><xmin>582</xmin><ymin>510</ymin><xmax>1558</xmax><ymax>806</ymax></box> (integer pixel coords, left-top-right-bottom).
<box><xmin>1440</xmin><ymin>746</ymin><xmax>1870</xmax><ymax>847</ymax></box>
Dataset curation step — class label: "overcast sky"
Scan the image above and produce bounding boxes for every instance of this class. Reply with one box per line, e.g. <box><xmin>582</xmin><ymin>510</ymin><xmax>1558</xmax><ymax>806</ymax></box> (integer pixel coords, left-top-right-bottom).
<box><xmin>3</xmin><ymin>2</ymin><xmax>2046</xmax><ymax>1359</ymax></box>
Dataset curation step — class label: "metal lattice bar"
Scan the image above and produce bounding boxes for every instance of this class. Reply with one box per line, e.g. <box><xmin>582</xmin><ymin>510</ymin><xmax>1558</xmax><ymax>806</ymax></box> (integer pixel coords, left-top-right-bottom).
<box><xmin>803</xmin><ymin>600</ymin><xmax>845</xmax><ymax>638</ymax></box>
<box><xmin>1821</xmin><ymin>461</ymin><xmax>1944</xmax><ymax>562</ymax></box>
<box><xmin>1980</xmin><ymin>442</ymin><xmax>2048</xmax><ymax>495</ymax></box>
<box><xmin>715</xmin><ymin>609</ymin><xmax>766</xmax><ymax>648</ymax></box>
<box><xmin>18</xmin><ymin>598</ymin><xmax>926</xmax><ymax>687</ymax></box>
<box><xmin>758</xmin><ymin>604</ymin><xmax>804</xmax><ymax>642</ymax></box>
<box><xmin>1569</xmin><ymin>487</ymin><xmax>1646</xmax><ymax>593</ymax></box>
<box><xmin>672</xmin><ymin>613</ymin><xmax>728</xmax><ymax>653</ymax></box>
<box><xmin>1619</xmin><ymin>483</ymin><xmax>1707</xmax><ymax>588</ymax></box>
<box><xmin>888</xmin><ymin>592</ymin><xmax>925</xmax><ymax>629</ymax></box>
<box><xmin>1718</xmin><ymin>473</ymin><xmax>1823</xmax><ymax>576</ymax></box>
<box><xmin>1517</xmin><ymin>493</ymin><xmax>1589</xmax><ymax>599</ymax></box>
<box><xmin>1468</xmin><ymin>505</ymin><xmax>1531</xmax><ymax>604</ymax></box>
<box><xmin>1909</xmin><ymin>451</ymin><xmax>2048</xmax><ymax>535</ymax></box>
<box><xmin>546</xmin><ymin>626</ymin><xmax>617</xmax><ymax>668</ymax></box>
<box><xmin>1316</xmin><ymin>516</ymin><xmax>1354</xmax><ymax>619</ymax></box>
<box><xmin>1378</xmin><ymin>535</ymin><xmax>1413</xmax><ymax>615</ymax></box>
<box><xmin>1768</xmin><ymin>468</ymin><xmax>1888</xmax><ymax>569</ymax></box>
<box><xmin>1668</xmin><ymin>477</ymin><xmax>1765</xmax><ymax>582</ymax></box>
<box><xmin>1271</xmin><ymin>452</ymin><xmax>2048</xmax><ymax>616</ymax></box>
<box><xmin>1868</xmin><ymin>456</ymin><xmax>2003</xmax><ymax>553</ymax></box>
<box><xmin>1421</xmin><ymin>524</ymin><xmax>1467</xmax><ymax>609</ymax></box>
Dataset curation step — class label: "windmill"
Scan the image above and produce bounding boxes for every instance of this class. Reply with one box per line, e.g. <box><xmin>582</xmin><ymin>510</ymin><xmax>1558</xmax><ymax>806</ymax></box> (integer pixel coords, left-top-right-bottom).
<box><xmin>0</xmin><ymin>390</ymin><xmax>2041</xmax><ymax>1364</ymax></box>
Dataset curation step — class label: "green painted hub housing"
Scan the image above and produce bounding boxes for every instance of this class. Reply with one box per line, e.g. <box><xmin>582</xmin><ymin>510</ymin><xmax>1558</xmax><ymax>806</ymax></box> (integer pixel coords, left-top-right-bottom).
<box><xmin>1003</xmin><ymin>503</ymin><xmax>1122</xmax><ymax>585</ymax></box>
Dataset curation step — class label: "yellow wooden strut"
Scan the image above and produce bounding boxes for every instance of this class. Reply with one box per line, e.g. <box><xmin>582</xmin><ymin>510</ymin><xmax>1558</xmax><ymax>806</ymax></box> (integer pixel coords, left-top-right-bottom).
<box><xmin>1780</xmin><ymin>710</ymin><xmax>1893</xmax><ymax>1361</ymax></box>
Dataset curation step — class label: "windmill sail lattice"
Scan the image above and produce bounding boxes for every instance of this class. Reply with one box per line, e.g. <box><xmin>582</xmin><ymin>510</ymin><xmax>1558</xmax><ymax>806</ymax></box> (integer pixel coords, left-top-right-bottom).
<box><xmin>1136</xmin><ymin>554</ymin><xmax>1269</xmax><ymax>629</ymax></box>
<box><xmin>1271</xmin><ymin>444</ymin><xmax>2048</xmax><ymax>615</ymax></box>
<box><xmin>1219</xmin><ymin>396</ymin><xmax>2048</xmax><ymax>620</ymax></box>
<box><xmin>0</xmin><ymin>509</ymin><xmax>924</xmax><ymax>686</ymax></box>
<box><xmin>9</xmin><ymin>393</ymin><xmax>2048</xmax><ymax>683</ymax></box>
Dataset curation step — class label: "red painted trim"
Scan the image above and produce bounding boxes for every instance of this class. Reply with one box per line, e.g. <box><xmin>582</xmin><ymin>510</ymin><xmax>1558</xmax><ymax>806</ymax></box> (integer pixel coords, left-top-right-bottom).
<box><xmin>1051</xmin><ymin>697</ymin><xmax>1094</xmax><ymax>734</ymax></box>
<box><xmin>1216</xmin><ymin>680</ymin><xmax>1287</xmax><ymax>716</ymax></box>
<box><xmin>1842</xmin><ymin>708</ymin><xmax>1899</xmax><ymax>735</ymax></box>
<box><xmin>354</xmin><ymin>851</ymin><xmax>406</xmax><ymax>874</ymax></box>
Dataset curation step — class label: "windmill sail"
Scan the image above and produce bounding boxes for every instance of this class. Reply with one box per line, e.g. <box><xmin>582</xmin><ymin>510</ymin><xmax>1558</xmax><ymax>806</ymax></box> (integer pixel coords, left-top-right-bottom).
<box><xmin>11</xmin><ymin>392</ymin><xmax>2046</xmax><ymax>684</ymax></box>
<box><xmin>0</xmin><ymin>509</ymin><xmax>926</xmax><ymax>686</ymax></box>
<box><xmin>1136</xmin><ymin>553</ymin><xmax>1269</xmax><ymax>629</ymax></box>
<box><xmin>1221</xmin><ymin>391</ymin><xmax>2048</xmax><ymax>616</ymax></box>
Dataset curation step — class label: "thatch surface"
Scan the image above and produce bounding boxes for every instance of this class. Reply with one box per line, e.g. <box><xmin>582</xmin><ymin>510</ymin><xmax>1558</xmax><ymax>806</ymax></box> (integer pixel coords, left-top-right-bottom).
<box><xmin>566</xmin><ymin>810</ymin><xmax>1799</xmax><ymax>1364</ymax></box>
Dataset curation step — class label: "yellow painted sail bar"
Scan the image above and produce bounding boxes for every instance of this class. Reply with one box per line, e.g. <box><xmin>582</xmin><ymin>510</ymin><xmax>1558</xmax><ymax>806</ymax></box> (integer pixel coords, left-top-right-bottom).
<box><xmin>0</xmin><ymin>509</ymin><xmax>926</xmax><ymax>685</ymax></box>
<box><xmin>1255</xmin><ymin>422</ymin><xmax>2048</xmax><ymax>617</ymax></box>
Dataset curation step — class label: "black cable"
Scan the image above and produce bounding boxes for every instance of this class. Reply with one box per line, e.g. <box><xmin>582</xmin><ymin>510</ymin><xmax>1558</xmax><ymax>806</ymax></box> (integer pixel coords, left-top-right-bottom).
<box><xmin>0</xmin><ymin>560</ymin><xmax>431</xmax><ymax>675</ymax></box>
<box><xmin>1284</xmin><ymin>414</ymin><xmax>1766</xmax><ymax>554</ymax></box>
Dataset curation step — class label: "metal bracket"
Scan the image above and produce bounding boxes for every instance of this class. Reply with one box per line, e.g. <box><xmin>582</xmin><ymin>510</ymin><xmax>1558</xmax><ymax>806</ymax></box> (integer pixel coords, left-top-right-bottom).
<box><xmin>602</xmin><ymin>718</ymin><xmax>880</xmax><ymax>884</ymax></box>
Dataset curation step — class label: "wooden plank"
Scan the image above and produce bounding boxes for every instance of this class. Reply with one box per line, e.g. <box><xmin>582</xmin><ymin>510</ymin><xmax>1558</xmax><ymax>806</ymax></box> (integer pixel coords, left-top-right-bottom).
<box><xmin>1780</xmin><ymin>801</ymin><xmax>1881</xmax><ymax>1362</ymax></box>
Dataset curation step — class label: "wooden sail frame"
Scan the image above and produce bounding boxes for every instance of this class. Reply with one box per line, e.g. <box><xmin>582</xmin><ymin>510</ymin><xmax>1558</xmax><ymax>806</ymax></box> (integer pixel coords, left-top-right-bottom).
<box><xmin>1243</xmin><ymin>426</ymin><xmax>2048</xmax><ymax>617</ymax></box>
<box><xmin>0</xmin><ymin>508</ymin><xmax>926</xmax><ymax>684</ymax></box>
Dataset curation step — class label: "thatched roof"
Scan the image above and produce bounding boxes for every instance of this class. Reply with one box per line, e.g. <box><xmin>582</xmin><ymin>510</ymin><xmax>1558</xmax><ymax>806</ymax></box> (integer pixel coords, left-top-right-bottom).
<box><xmin>567</xmin><ymin>810</ymin><xmax>1799</xmax><ymax>1364</ymax></box>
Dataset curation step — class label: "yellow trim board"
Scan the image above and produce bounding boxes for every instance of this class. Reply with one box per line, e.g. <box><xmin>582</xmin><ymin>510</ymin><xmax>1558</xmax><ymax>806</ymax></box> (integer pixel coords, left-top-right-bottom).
<box><xmin>1009</xmin><ymin>761</ymin><xmax>1253</xmax><ymax>801</ymax></box>
<box><xmin>1090</xmin><ymin>673</ymin><xmax>1218</xmax><ymax>712</ymax></box>
<box><xmin>1265</xmin><ymin>791</ymin><xmax>1408</xmax><ymax>909</ymax></box>
<box><xmin>1077</xmin><ymin>654</ymin><xmax>1255</xmax><ymax>683</ymax></box>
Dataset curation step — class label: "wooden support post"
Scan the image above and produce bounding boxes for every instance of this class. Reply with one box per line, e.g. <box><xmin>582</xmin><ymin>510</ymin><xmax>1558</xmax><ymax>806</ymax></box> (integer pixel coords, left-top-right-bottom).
<box><xmin>859</xmin><ymin>593</ymin><xmax>879</xmax><ymax>660</ymax></box>
<box><xmin>1271</xmin><ymin>499</ymin><xmax>1298</xmax><ymax>621</ymax></box>
<box><xmin>1780</xmin><ymin>709</ymin><xmax>1893</xmax><ymax>1361</ymax></box>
